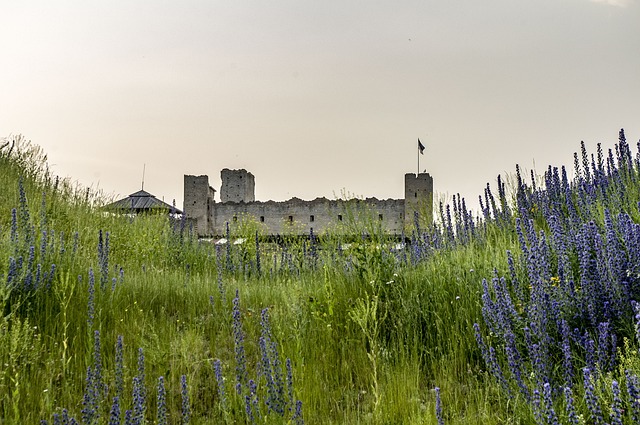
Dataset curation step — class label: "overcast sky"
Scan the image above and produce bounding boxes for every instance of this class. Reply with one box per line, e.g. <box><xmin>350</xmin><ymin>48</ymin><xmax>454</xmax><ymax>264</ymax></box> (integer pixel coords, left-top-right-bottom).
<box><xmin>2</xmin><ymin>1</ymin><xmax>639</xmax><ymax>210</ymax></box>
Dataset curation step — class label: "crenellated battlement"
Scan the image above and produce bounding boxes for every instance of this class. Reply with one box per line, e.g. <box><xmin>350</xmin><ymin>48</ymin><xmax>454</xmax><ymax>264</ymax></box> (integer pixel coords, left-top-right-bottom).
<box><xmin>184</xmin><ymin>169</ymin><xmax>433</xmax><ymax>237</ymax></box>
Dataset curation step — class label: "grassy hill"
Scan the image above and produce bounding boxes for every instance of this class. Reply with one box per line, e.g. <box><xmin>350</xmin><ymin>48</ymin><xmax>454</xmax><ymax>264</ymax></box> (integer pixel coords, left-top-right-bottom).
<box><xmin>2</xmin><ymin>131</ymin><xmax>640</xmax><ymax>424</ymax></box>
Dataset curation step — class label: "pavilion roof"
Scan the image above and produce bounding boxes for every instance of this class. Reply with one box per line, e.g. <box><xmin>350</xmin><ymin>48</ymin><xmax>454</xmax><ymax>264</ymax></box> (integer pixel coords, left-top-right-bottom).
<box><xmin>103</xmin><ymin>189</ymin><xmax>182</xmax><ymax>214</ymax></box>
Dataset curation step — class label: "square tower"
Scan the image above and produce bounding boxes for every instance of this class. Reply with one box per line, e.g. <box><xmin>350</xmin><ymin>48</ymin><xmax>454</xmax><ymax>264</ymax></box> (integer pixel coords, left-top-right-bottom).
<box><xmin>183</xmin><ymin>175</ymin><xmax>216</xmax><ymax>235</ymax></box>
<box><xmin>404</xmin><ymin>173</ymin><xmax>433</xmax><ymax>230</ymax></box>
<box><xmin>220</xmin><ymin>169</ymin><xmax>255</xmax><ymax>203</ymax></box>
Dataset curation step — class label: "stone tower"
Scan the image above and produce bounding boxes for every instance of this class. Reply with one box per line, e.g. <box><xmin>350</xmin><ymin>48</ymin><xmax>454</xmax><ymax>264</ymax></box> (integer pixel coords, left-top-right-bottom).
<box><xmin>183</xmin><ymin>175</ymin><xmax>216</xmax><ymax>235</ymax></box>
<box><xmin>404</xmin><ymin>172</ymin><xmax>433</xmax><ymax>229</ymax></box>
<box><xmin>220</xmin><ymin>169</ymin><xmax>255</xmax><ymax>203</ymax></box>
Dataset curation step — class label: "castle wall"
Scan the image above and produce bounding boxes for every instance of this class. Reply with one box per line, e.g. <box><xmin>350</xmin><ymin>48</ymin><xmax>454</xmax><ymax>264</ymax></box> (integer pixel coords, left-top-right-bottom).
<box><xmin>211</xmin><ymin>198</ymin><xmax>405</xmax><ymax>236</ymax></box>
<box><xmin>184</xmin><ymin>169</ymin><xmax>432</xmax><ymax>237</ymax></box>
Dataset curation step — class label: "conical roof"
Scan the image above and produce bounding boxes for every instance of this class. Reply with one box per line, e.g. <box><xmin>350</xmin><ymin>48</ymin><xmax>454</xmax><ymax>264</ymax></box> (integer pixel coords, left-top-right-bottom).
<box><xmin>103</xmin><ymin>189</ymin><xmax>182</xmax><ymax>214</ymax></box>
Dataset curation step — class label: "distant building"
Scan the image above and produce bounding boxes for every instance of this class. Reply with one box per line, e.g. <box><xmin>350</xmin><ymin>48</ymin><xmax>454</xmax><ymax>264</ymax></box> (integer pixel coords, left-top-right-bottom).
<box><xmin>104</xmin><ymin>189</ymin><xmax>182</xmax><ymax>215</ymax></box>
<box><xmin>183</xmin><ymin>169</ymin><xmax>432</xmax><ymax>237</ymax></box>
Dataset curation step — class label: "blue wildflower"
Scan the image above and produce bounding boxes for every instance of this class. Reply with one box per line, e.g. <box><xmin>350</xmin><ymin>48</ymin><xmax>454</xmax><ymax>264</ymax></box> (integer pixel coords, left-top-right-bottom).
<box><xmin>181</xmin><ymin>375</ymin><xmax>190</xmax><ymax>424</ymax></box>
<box><xmin>542</xmin><ymin>383</ymin><xmax>559</xmax><ymax>425</ymax></box>
<box><xmin>583</xmin><ymin>368</ymin><xmax>604</xmax><ymax>425</ymax></box>
<box><xmin>87</xmin><ymin>268</ymin><xmax>95</xmax><ymax>329</ymax></box>
<box><xmin>625</xmin><ymin>369</ymin><xmax>640</xmax><ymax>423</ymax></box>
<box><xmin>109</xmin><ymin>396</ymin><xmax>120</xmax><ymax>425</ymax></box>
<box><xmin>115</xmin><ymin>336</ymin><xmax>124</xmax><ymax>399</ymax></box>
<box><xmin>563</xmin><ymin>387</ymin><xmax>579</xmax><ymax>425</ymax></box>
<box><xmin>156</xmin><ymin>377</ymin><xmax>167</xmax><ymax>425</ymax></box>
<box><xmin>232</xmin><ymin>290</ymin><xmax>248</xmax><ymax>394</ymax></box>
<box><xmin>213</xmin><ymin>359</ymin><xmax>227</xmax><ymax>410</ymax></box>
<box><xmin>434</xmin><ymin>387</ymin><xmax>444</xmax><ymax>425</ymax></box>
<box><xmin>611</xmin><ymin>380</ymin><xmax>623</xmax><ymax>425</ymax></box>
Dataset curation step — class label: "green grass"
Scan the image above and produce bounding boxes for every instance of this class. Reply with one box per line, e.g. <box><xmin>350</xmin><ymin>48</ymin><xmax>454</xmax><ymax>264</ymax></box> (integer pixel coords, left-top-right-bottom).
<box><xmin>0</xmin><ymin>135</ymin><xmax>609</xmax><ymax>424</ymax></box>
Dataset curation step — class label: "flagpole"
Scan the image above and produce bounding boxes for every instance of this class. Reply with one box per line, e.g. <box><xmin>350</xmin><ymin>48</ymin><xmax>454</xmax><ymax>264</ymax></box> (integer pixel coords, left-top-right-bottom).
<box><xmin>417</xmin><ymin>138</ymin><xmax>423</xmax><ymax>176</ymax></box>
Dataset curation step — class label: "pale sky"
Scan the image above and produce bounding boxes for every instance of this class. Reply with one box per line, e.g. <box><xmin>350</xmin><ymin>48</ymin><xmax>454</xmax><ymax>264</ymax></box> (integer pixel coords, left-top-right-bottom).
<box><xmin>2</xmin><ymin>1</ymin><xmax>639</xmax><ymax>211</ymax></box>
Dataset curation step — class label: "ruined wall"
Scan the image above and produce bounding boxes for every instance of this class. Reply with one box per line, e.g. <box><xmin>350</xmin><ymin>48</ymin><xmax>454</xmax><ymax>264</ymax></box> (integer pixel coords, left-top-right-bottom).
<box><xmin>211</xmin><ymin>197</ymin><xmax>404</xmax><ymax>236</ymax></box>
<box><xmin>220</xmin><ymin>169</ymin><xmax>255</xmax><ymax>203</ymax></box>
<box><xmin>184</xmin><ymin>169</ymin><xmax>432</xmax><ymax>237</ymax></box>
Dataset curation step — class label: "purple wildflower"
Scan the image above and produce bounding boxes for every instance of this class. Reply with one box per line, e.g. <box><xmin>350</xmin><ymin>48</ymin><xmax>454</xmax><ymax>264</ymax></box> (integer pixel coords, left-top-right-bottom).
<box><xmin>40</xmin><ymin>230</ymin><xmax>48</xmax><ymax>262</ymax></box>
<box><xmin>181</xmin><ymin>375</ymin><xmax>190</xmax><ymax>424</ymax></box>
<box><xmin>87</xmin><ymin>268</ymin><xmax>95</xmax><ymax>329</ymax></box>
<box><xmin>232</xmin><ymin>290</ymin><xmax>248</xmax><ymax>394</ymax></box>
<box><xmin>61</xmin><ymin>409</ymin><xmax>69</xmax><ymax>425</ymax></box>
<box><xmin>596</xmin><ymin>322</ymin><xmax>612</xmax><ymax>372</ymax></box>
<box><xmin>542</xmin><ymin>383</ymin><xmax>559</xmax><ymax>425</ymax></box>
<box><xmin>530</xmin><ymin>342</ymin><xmax>549</xmax><ymax>391</ymax></box>
<box><xmin>115</xmin><ymin>336</ymin><xmax>124</xmax><ymax>399</ymax></box>
<box><xmin>10</xmin><ymin>208</ymin><xmax>17</xmax><ymax>244</ymax></box>
<box><xmin>260</xmin><ymin>308</ymin><xmax>285</xmax><ymax>414</ymax></box>
<box><xmin>632</xmin><ymin>300</ymin><xmax>640</xmax><ymax>348</ymax></box>
<box><xmin>156</xmin><ymin>377</ymin><xmax>167</xmax><ymax>425</ymax></box>
<box><xmin>286</xmin><ymin>358</ymin><xmax>294</xmax><ymax>412</ymax></box>
<box><xmin>583</xmin><ymin>368</ymin><xmax>604</xmax><ymax>425</ymax></box>
<box><xmin>6</xmin><ymin>257</ymin><xmax>17</xmax><ymax>288</ymax></box>
<box><xmin>611</xmin><ymin>380</ymin><xmax>623</xmax><ymax>425</ymax></box>
<box><xmin>559</xmin><ymin>320</ymin><xmax>574</xmax><ymax>388</ymax></box>
<box><xmin>532</xmin><ymin>388</ymin><xmax>543</xmax><ymax>425</ymax></box>
<box><xmin>124</xmin><ymin>410</ymin><xmax>132</xmax><ymax>425</ymax></box>
<box><xmin>249</xmin><ymin>379</ymin><xmax>260</xmax><ymax>420</ymax></box>
<box><xmin>81</xmin><ymin>367</ymin><xmax>97</xmax><ymax>425</ymax></box>
<box><xmin>504</xmin><ymin>331</ymin><xmax>528</xmax><ymax>400</ymax></box>
<box><xmin>98</xmin><ymin>230</ymin><xmax>110</xmax><ymax>290</ymax></box>
<box><xmin>132</xmin><ymin>348</ymin><xmax>146</xmax><ymax>423</ymax></box>
<box><xmin>435</xmin><ymin>387</ymin><xmax>444</xmax><ymax>425</ymax></box>
<box><xmin>109</xmin><ymin>396</ymin><xmax>120</xmax><ymax>425</ymax></box>
<box><xmin>259</xmin><ymin>335</ymin><xmax>276</xmax><ymax>413</ymax></box>
<box><xmin>292</xmin><ymin>400</ymin><xmax>304</xmax><ymax>425</ymax></box>
<box><xmin>213</xmin><ymin>359</ymin><xmax>227</xmax><ymax>410</ymax></box>
<box><xmin>625</xmin><ymin>369</ymin><xmax>640</xmax><ymax>423</ymax></box>
<box><xmin>563</xmin><ymin>387</ymin><xmax>579</xmax><ymax>425</ymax></box>
<box><xmin>92</xmin><ymin>330</ymin><xmax>103</xmax><ymax>405</ymax></box>
<box><xmin>245</xmin><ymin>395</ymin><xmax>255</xmax><ymax>424</ymax></box>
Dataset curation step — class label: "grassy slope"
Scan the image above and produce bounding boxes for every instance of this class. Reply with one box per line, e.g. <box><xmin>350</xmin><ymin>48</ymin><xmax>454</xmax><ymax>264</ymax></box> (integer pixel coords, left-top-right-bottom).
<box><xmin>5</xmin><ymin>133</ymin><xmax>639</xmax><ymax>424</ymax></box>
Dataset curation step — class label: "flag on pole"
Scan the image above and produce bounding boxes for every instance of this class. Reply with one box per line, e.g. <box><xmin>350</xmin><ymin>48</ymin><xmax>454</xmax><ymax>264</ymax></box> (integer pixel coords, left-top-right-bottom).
<box><xmin>418</xmin><ymin>138</ymin><xmax>425</xmax><ymax>155</ymax></box>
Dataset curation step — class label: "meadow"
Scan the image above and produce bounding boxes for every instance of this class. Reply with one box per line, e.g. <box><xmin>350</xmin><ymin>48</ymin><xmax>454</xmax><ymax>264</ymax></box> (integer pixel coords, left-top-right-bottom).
<box><xmin>2</xmin><ymin>130</ymin><xmax>640</xmax><ymax>424</ymax></box>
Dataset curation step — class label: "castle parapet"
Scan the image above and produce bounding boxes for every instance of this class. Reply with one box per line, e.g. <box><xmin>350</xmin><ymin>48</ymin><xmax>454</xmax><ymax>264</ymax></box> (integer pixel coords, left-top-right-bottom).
<box><xmin>184</xmin><ymin>169</ymin><xmax>433</xmax><ymax>237</ymax></box>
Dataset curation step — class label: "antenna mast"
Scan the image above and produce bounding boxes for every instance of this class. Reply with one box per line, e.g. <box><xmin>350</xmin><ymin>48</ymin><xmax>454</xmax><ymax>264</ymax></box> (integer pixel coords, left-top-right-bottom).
<box><xmin>141</xmin><ymin>164</ymin><xmax>146</xmax><ymax>191</ymax></box>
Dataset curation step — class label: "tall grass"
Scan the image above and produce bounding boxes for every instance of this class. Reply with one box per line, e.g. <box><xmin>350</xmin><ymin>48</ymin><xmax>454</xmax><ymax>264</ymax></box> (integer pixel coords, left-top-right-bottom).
<box><xmin>2</xmin><ymin>130</ymin><xmax>640</xmax><ymax>424</ymax></box>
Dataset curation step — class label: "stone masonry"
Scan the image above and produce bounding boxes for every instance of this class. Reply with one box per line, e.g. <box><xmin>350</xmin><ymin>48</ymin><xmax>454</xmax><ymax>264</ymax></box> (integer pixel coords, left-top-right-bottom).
<box><xmin>183</xmin><ymin>169</ymin><xmax>433</xmax><ymax>237</ymax></box>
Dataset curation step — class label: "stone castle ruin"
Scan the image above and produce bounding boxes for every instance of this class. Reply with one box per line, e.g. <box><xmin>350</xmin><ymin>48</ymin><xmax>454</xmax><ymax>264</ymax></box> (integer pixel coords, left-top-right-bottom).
<box><xmin>183</xmin><ymin>169</ymin><xmax>433</xmax><ymax>237</ymax></box>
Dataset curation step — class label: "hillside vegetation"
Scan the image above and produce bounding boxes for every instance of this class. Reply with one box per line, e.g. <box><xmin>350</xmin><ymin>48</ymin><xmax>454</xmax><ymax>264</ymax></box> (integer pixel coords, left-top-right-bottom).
<box><xmin>2</xmin><ymin>131</ymin><xmax>640</xmax><ymax>424</ymax></box>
